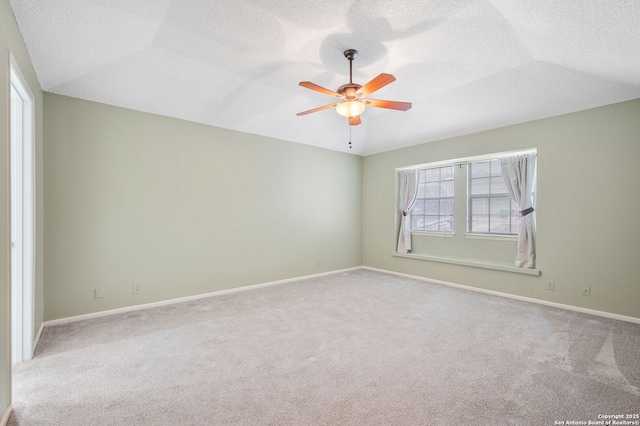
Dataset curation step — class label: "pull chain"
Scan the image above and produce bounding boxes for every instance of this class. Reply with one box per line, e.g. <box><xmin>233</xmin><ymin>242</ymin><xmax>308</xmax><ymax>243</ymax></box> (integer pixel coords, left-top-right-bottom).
<box><xmin>349</xmin><ymin>125</ymin><xmax>352</xmax><ymax>149</ymax></box>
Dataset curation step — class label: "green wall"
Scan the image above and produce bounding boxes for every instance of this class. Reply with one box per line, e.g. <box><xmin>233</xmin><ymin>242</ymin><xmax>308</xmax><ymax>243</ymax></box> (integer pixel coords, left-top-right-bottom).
<box><xmin>44</xmin><ymin>93</ymin><xmax>363</xmax><ymax>320</ymax></box>
<box><xmin>363</xmin><ymin>99</ymin><xmax>640</xmax><ymax>319</ymax></box>
<box><xmin>1</xmin><ymin>0</ymin><xmax>45</xmax><ymax>418</ymax></box>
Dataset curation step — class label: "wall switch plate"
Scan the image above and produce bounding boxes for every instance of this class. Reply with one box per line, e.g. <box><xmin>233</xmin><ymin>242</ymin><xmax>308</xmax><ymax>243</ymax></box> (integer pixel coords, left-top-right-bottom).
<box><xmin>132</xmin><ymin>283</ymin><xmax>141</xmax><ymax>294</ymax></box>
<box><xmin>94</xmin><ymin>288</ymin><xmax>104</xmax><ymax>299</ymax></box>
<box><xmin>581</xmin><ymin>286</ymin><xmax>591</xmax><ymax>296</ymax></box>
<box><xmin>546</xmin><ymin>281</ymin><xmax>555</xmax><ymax>291</ymax></box>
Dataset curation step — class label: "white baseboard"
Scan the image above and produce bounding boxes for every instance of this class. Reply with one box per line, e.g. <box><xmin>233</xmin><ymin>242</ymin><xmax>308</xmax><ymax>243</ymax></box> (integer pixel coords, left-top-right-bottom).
<box><xmin>362</xmin><ymin>266</ymin><xmax>640</xmax><ymax>325</ymax></box>
<box><xmin>45</xmin><ymin>267</ymin><xmax>361</xmax><ymax>326</ymax></box>
<box><xmin>32</xmin><ymin>322</ymin><xmax>45</xmax><ymax>356</ymax></box>
<box><xmin>43</xmin><ymin>265</ymin><xmax>640</xmax><ymax>328</ymax></box>
<box><xmin>1</xmin><ymin>405</ymin><xmax>12</xmax><ymax>426</ymax></box>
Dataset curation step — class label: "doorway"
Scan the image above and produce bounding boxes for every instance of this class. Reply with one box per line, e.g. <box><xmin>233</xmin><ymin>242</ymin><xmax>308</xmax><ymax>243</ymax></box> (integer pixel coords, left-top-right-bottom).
<box><xmin>10</xmin><ymin>54</ymin><xmax>35</xmax><ymax>364</ymax></box>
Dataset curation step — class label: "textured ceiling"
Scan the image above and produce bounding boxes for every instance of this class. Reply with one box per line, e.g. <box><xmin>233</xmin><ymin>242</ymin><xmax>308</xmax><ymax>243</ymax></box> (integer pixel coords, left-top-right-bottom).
<box><xmin>9</xmin><ymin>0</ymin><xmax>640</xmax><ymax>155</ymax></box>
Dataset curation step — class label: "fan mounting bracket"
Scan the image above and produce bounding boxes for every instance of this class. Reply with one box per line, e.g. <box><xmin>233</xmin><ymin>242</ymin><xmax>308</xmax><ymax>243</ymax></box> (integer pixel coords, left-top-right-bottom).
<box><xmin>343</xmin><ymin>49</ymin><xmax>358</xmax><ymax>61</ymax></box>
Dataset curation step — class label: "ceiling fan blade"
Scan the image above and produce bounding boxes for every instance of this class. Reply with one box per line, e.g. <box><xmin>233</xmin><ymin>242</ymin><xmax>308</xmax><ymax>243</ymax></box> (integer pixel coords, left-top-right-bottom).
<box><xmin>349</xmin><ymin>115</ymin><xmax>361</xmax><ymax>126</ymax></box>
<box><xmin>364</xmin><ymin>99</ymin><xmax>412</xmax><ymax>111</ymax></box>
<box><xmin>355</xmin><ymin>73</ymin><xmax>396</xmax><ymax>98</ymax></box>
<box><xmin>299</xmin><ymin>81</ymin><xmax>344</xmax><ymax>99</ymax></box>
<box><xmin>296</xmin><ymin>103</ymin><xmax>338</xmax><ymax>116</ymax></box>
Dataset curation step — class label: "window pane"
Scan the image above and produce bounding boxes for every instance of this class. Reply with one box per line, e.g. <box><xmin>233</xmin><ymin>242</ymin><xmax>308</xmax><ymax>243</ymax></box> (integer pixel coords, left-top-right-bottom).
<box><xmin>413</xmin><ymin>215</ymin><xmax>426</xmax><ymax>230</ymax></box>
<box><xmin>471</xmin><ymin>161</ymin><xmax>490</xmax><ymax>178</ymax></box>
<box><xmin>441</xmin><ymin>166</ymin><xmax>454</xmax><ymax>180</ymax></box>
<box><xmin>471</xmin><ymin>198</ymin><xmax>489</xmax><ymax>215</ymax></box>
<box><xmin>489</xmin><ymin>215</ymin><xmax>510</xmax><ymax>233</ymax></box>
<box><xmin>424</xmin><ymin>216</ymin><xmax>440</xmax><ymax>231</ymax></box>
<box><xmin>440</xmin><ymin>199</ymin><xmax>454</xmax><ymax>215</ymax></box>
<box><xmin>425</xmin><ymin>200</ymin><xmax>439</xmax><ymax>215</ymax></box>
<box><xmin>424</xmin><ymin>182</ymin><xmax>440</xmax><ymax>197</ymax></box>
<box><xmin>440</xmin><ymin>180</ymin><xmax>454</xmax><ymax>197</ymax></box>
<box><xmin>471</xmin><ymin>178</ymin><xmax>490</xmax><ymax>195</ymax></box>
<box><xmin>411</xmin><ymin>165</ymin><xmax>455</xmax><ymax>234</ymax></box>
<box><xmin>417</xmin><ymin>182</ymin><xmax>426</xmax><ymax>199</ymax></box>
<box><xmin>489</xmin><ymin>197</ymin><xmax>511</xmax><ymax>216</ymax></box>
<box><xmin>412</xmin><ymin>200</ymin><xmax>425</xmax><ymax>215</ymax></box>
<box><xmin>471</xmin><ymin>215</ymin><xmax>489</xmax><ymax>233</ymax></box>
<box><xmin>490</xmin><ymin>159</ymin><xmax>502</xmax><ymax>176</ymax></box>
<box><xmin>423</xmin><ymin>168</ymin><xmax>440</xmax><ymax>182</ymax></box>
<box><xmin>490</xmin><ymin>176</ymin><xmax>508</xmax><ymax>194</ymax></box>
<box><xmin>440</xmin><ymin>216</ymin><xmax>454</xmax><ymax>232</ymax></box>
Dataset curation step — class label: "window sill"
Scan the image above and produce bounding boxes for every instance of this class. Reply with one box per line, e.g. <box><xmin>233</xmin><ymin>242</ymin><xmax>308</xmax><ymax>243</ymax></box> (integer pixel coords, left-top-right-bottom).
<box><xmin>464</xmin><ymin>233</ymin><xmax>517</xmax><ymax>241</ymax></box>
<box><xmin>411</xmin><ymin>231</ymin><xmax>454</xmax><ymax>238</ymax></box>
<box><xmin>392</xmin><ymin>252</ymin><xmax>540</xmax><ymax>276</ymax></box>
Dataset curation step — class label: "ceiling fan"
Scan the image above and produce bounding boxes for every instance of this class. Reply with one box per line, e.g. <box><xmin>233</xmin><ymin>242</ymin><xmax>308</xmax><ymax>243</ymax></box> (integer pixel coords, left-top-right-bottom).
<box><xmin>297</xmin><ymin>49</ymin><xmax>412</xmax><ymax>126</ymax></box>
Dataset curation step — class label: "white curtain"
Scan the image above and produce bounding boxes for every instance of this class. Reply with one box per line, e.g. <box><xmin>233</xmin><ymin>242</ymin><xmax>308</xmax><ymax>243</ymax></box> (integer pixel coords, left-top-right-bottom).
<box><xmin>396</xmin><ymin>169</ymin><xmax>419</xmax><ymax>253</ymax></box>
<box><xmin>500</xmin><ymin>154</ymin><xmax>537</xmax><ymax>268</ymax></box>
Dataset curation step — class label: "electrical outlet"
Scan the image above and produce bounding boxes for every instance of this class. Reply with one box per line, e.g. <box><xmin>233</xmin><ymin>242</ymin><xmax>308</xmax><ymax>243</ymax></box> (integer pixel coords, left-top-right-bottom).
<box><xmin>546</xmin><ymin>280</ymin><xmax>555</xmax><ymax>291</ymax></box>
<box><xmin>581</xmin><ymin>286</ymin><xmax>591</xmax><ymax>296</ymax></box>
<box><xmin>132</xmin><ymin>283</ymin><xmax>141</xmax><ymax>294</ymax></box>
<box><xmin>94</xmin><ymin>288</ymin><xmax>104</xmax><ymax>299</ymax></box>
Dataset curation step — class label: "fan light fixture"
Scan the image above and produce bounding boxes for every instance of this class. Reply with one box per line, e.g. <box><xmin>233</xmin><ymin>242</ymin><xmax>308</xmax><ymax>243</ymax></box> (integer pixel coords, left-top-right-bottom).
<box><xmin>297</xmin><ymin>49</ymin><xmax>411</xmax><ymax>132</ymax></box>
<box><xmin>336</xmin><ymin>101</ymin><xmax>366</xmax><ymax>118</ymax></box>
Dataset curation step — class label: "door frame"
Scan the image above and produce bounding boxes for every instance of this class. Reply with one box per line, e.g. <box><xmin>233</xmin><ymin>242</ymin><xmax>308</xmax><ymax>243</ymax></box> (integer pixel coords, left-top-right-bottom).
<box><xmin>9</xmin><ymin>51</ymin><xmax>35</xmax><ymax>363</ymax></box>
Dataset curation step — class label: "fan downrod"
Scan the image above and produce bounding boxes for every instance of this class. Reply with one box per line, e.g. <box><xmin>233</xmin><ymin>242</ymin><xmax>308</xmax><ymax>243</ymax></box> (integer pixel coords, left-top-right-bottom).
<box><xmin>343</xmin><ymin>49</ymin><xmax>358</xmax><ymax>86</ymax></box>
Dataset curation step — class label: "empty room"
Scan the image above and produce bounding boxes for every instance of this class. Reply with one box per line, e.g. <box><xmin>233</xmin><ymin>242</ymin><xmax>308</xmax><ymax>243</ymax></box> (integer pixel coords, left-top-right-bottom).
<box><xmin>1</xmin><ymin>0</ymin><xmax>639</xmax><ymax>425</ymax></box>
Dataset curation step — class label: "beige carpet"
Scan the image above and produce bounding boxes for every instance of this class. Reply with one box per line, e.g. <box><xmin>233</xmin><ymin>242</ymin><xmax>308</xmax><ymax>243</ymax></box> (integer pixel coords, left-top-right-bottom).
<box><xmin>8</xmin><ymin>269</ymin><xmax>640</xmax><ymax>425</ymax></box>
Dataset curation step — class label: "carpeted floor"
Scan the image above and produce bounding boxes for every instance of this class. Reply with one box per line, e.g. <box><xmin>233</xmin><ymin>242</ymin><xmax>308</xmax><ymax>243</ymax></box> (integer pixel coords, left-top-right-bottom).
<box><xmin>8</xmin><ymin>269</ymin><xmax>640</xmax><ymax>425</ymax></box>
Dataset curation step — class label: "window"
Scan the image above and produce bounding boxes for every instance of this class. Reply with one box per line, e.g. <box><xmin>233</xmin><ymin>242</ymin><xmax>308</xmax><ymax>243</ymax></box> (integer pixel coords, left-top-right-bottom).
<box><xmin>402</xmin><ymin>150</ymin><xmax>535</xmax><ymax>239</ymax></box>
<box><xmin>410</xmin><ymin>166</ymin><xmax>454</xmax><ymax>233</ymax></box>
<box><xmin>468</xmin><ymin>159</ymin><xmax>521</xmax><ymax>234</ymax></box>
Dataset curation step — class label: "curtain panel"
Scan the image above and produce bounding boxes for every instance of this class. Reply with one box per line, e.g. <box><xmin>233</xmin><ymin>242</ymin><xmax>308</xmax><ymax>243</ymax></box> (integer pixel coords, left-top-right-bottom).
<box><xmin>396</xmin><ymin>169</ymin><xmax>419</xmax><ymax>253</ymax></box>
<box><xmin>500</xmin><ymin>154</ymin><xmax>537</xmax><ymax>268</ymax></box>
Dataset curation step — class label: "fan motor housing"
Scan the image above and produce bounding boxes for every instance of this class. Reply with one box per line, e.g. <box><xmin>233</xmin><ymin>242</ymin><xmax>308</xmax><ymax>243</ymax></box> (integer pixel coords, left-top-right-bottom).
<box><xmin>337</xmin><ymin>83</ymin><xmax>362</xmax><ymax>100</ymax></box>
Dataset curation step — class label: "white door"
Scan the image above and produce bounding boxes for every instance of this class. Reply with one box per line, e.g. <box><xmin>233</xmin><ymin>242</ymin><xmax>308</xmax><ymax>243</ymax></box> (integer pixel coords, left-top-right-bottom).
<box><xmin>10</xmin><ymin>57</ymin><xmax>35</xmax><ymax>364</ymax></box>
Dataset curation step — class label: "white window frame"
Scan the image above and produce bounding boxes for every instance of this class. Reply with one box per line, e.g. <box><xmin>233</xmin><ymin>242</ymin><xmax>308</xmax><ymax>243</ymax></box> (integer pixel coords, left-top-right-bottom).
<box><xmin>467</xmin><ymin>159</ymin><xmax>522</xmax><ymax>236</ymax></box>
<box><xmin>410</xmin><ymin>165</ymin><xmax>455</xmax><ymax>234</ymax></box>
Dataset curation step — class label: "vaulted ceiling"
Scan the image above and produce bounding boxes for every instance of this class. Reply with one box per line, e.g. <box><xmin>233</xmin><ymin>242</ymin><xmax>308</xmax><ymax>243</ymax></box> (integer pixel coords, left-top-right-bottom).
<box><xmin>10</xmin><ymin>0</ymin><xmax>640</xmax><ymax>155</ymax></box>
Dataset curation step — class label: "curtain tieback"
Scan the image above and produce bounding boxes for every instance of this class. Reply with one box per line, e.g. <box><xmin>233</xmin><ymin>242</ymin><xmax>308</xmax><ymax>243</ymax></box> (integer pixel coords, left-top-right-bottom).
<box><xmin>520</xmin><ymin>207</ymin><xmax>534</xmax><ymax>217</ymax></box>
<box><xmin>402</xmin><ymin>211</ymin><xmax>409</xmax><ymax>217</ymax></box>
